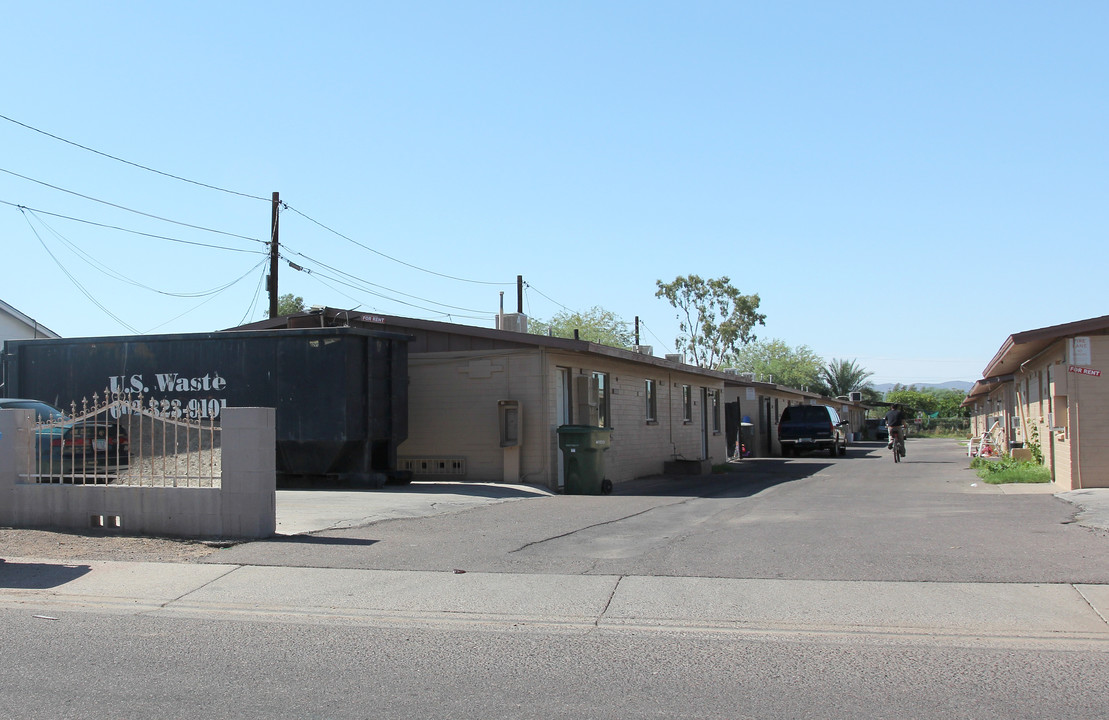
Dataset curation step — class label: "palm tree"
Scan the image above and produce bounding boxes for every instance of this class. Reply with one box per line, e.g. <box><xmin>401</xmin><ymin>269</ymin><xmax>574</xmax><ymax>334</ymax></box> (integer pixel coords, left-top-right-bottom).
<box><xmin>821</xmin><ymin>358</ymin><xmax>874</xmax><ymax>397</ymax></box>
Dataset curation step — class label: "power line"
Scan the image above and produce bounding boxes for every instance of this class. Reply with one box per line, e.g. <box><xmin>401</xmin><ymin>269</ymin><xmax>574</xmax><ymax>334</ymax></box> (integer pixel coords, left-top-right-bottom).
<box><xmin>20</xmin><ymin>208</ymin><xmax>138</xmax><ymax>333</ymax></box>
<box><xmin>0</xmin><ymin>115</ymin><xmax>589</xmax><ymax>323</ymax></box>
<box><xmin>298</xmin><ymin>268</ymin><xmax>487</xmax><ymax>322</ymax></box>
<box><xmin>283</xmin><ymin>204</ymin><xmax>515</xmax><ymax>286</ymax></box>
<box><xmin>23</xmin><ymin>208</ymin><xmax>265</xmax><ymax>298</ymax></box>
<box><xmin>238</xmin><ymin>262</ymin><xmax>271</xmax><ymax>327</ymax></box>
<box><xmin>522</xmin><ymin>281</ymin><xmax>574</xmax><ymax>314</ymax></box>
<box><xmin>142</xmin><ymin>259</ymin><xmax>270</xmax><ymax>333</ymax></box>
<box><xmin>284</xmin><ymin>254</ymin><xmax>490</xmax><ymax>320</ymax></box>
<box><xmin>282</xmin><ymin>245</ymin><xmax>493</xmax><ymax>314</ymax></box>
<box><xmin>1</xmin><ymin>168</ymin><xmax>264</xmax><ymax>244</ymax></box>
<box><xmin>636</xmin><ymin>320</ymin><xmax>674</xmax><ymax>355</ymax></box>
<box><xmin>0</xmin><ymin>199</ymin><xmax>265</xmax><ymax>254</ymax></box>
<box><xmin>1</xmin><ymin>113</ymin><xmax>517</xmax><ymax>293</ymax></box>
<box><xmin>0</xmin><ymin>113</ymin><xmax>271</xmax><ymax>202</ymax></box>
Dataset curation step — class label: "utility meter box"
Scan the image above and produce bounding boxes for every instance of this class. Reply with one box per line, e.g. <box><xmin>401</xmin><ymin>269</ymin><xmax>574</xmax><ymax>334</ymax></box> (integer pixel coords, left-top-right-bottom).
<box><xmin>498</xmin><ymin>400</ymin><xmax>521</xmax><ymax>447</ymax></box>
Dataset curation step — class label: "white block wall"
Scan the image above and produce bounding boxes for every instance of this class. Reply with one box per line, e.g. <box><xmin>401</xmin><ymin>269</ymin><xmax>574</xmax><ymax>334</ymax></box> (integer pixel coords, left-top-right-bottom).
<box><xmin>0</xmin><ymin>407</ymin><xmax>276</xmax><ymax>539</ymax></box>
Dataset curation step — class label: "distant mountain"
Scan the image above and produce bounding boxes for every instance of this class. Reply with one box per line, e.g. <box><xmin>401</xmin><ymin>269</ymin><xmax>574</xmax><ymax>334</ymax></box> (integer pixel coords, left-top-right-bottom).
<box><xmin>873</xmin><ymin>381</ymin><xmax>974</xmax><ymax>393</ymax></box>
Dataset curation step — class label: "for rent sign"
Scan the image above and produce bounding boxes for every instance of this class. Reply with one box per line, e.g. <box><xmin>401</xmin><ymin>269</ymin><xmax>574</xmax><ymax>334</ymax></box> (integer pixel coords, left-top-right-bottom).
<box><xmin>1068</xmin><ymin>365</ymin><xmax>1102</xmax><ymax>377</ymax></box>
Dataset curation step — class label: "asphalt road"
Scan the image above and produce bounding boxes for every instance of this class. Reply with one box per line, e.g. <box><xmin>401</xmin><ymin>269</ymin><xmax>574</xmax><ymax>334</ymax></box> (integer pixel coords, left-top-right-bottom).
<box><xmin>2</xmin><ymin>438</ymin><xmax>1107</xmax><ymax>719</ymax></box>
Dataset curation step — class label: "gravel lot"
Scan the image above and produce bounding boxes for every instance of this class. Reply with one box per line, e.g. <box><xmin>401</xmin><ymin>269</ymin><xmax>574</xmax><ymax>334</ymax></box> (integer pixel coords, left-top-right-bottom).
<box><xmin>0</xmin><ymin>527</ymin><xmax>223</xmax><ymax>563</ymax></box>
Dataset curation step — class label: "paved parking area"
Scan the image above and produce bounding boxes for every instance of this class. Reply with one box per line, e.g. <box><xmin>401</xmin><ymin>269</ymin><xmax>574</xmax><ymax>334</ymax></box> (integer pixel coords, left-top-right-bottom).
<box><xmin>276</xmin><ymin>481</ymin><xmax>554</xmax><ymax>535</ymax></box>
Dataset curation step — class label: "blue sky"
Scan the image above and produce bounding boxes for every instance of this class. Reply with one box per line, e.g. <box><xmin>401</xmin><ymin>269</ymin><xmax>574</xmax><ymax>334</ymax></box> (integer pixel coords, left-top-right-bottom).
<box><xmin>2</xmin><ymin>1</ymin><xmax>1105</xmax><ymax>385</ymax></box>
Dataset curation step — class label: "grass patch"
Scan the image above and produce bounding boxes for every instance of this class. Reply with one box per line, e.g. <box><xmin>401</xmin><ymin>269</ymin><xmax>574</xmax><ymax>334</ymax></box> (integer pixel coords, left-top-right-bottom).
<box><xmin>970</xmin><ymin>455</ymin><xmax>1052</xmax><ymax>484</ymax></box>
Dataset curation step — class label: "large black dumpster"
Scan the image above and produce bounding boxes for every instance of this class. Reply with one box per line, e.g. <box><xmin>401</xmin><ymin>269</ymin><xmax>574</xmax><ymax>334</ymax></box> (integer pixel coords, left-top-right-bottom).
<box><xmin>1</xmin><ymin>327</ymin><xmax>409</xmax><ymax>486</ymax></box>
<box><xmin>557</xmin><ymin>425</ymin><xmax>612</xmax><ymax>495</ymax></box>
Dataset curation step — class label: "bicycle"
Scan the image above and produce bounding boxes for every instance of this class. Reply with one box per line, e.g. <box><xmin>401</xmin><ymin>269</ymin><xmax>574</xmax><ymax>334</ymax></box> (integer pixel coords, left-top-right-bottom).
<box><xmin>888</xmin><ymin>425</ymin><xmax>906</xmax><ymax>463</ymax></box>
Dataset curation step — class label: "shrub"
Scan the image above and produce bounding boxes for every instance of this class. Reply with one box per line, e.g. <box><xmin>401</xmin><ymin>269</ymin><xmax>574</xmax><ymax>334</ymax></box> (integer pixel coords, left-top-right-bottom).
<box><xmin>1026</xmin><ymin>424</ymin><xmax>1044</xmax><ymax>465</ymax></box>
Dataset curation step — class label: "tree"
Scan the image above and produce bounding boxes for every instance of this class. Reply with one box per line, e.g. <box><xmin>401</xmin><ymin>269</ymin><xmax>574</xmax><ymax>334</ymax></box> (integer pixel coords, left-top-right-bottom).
<box><xmin>821</xmin><ymin>358</ymin><xmax>874</xmax><ymax>397</ymax></box>
<box><xmin>923</xmin><ymin>387</ymin><xmax>969</xmax><ymax>418</ymax></box>
<box><xmin>278</xmin><ymin>293</ymin><xmax>305</xmax><ymax>315</ymax></box>
<box><xmin>885</xmin><ymin>388</ymin><xmax>937</xmax><ymax>415</ymax></box>
<box><xmin>885</xmin><ymin>386</ymin><xmax>969</xmax><ymax>418</ymax></box>
<box><xmin>529</xmin><ymin>306</ymin><xmax>634</xmax><ymax>349</ymax></box>
<box><xmin>655</xmin><ymin>275</ymin><xmax>765</xmax><ymax>369</ymax></box>
<box><xmin>728</xmin><ymin>339</ymin><xmax>824</xmax><ymax>390</ymax></box>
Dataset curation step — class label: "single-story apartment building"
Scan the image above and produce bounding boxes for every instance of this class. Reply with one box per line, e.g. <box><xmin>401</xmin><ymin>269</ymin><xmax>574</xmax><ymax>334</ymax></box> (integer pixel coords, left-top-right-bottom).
<box><xmin>966</xmin><ymin>314</ymin><xmax>1109</xmax><ymax>490</ymax></box>
<box><xmin>239</xmin><ymin>308</ymin><xmax>867</xmax><ymax>490</ymax></box>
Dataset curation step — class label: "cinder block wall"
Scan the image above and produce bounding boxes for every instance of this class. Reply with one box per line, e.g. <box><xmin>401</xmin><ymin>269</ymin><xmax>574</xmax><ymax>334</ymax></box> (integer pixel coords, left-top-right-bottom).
<box><xmin>0</xmin><ymin>407</ymin><xmax>276</xmax><ymax>539</ymax></box>
<box><xmin>399</xmin><ymin>352</ymin><xmax>546</xmax><ymax>484</ymax></box>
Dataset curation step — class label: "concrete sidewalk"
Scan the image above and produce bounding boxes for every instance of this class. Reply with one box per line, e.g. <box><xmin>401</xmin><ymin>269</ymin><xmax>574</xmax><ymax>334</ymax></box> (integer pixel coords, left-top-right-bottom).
<box><xmin>1</xmin><ymin>558</ymin><xmax>1107</xmax><ymax>645</ymax></box>
<box><xmin>1057</xmin><ymin>488</ymin><xmax>1109</xmax><ymax>532</ymax></box>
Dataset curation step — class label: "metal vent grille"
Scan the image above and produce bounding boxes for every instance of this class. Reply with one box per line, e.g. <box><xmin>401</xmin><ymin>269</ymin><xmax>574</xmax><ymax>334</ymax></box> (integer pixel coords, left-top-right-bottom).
<box><xmin>399</xmin><ymin>457</ymin><xmax>467</xmax><ymax>476</ymax></box>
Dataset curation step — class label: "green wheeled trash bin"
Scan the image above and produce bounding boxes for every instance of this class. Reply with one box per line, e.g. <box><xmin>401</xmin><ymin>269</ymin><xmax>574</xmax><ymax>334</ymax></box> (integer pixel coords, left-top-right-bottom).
<box><xmin>557</xmin><ymin>425</ymin><xmax>613</xmax><ymax>495</ymax></box>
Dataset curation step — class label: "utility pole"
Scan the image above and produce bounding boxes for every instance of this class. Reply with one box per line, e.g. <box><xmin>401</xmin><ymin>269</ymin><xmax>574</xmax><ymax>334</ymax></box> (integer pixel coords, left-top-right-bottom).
<box><xmin>268</xmin><ymin>191</ymin><xmax>280</xmax><ymax>318</ymax></box>
<box><xmin>635</xmin><ymin>316</ymin><xmax>640</xmax><ymax>346</ymax></box>
<box><xmin>517</xmin><ymin>275</ymin><xmax>524</xmax><ymax>313</ymax></box>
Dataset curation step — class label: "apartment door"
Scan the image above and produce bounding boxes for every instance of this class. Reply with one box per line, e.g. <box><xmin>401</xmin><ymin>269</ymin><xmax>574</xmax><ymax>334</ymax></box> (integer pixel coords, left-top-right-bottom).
<box><xmin>556</xmin><ymin>367</ymin><xmax>571</xmax><ymax>488</ymax></box>
<box><xmin>700</xmin><ymin>388</ymin><xmax>710</xmax><ymax>459</ymax></box>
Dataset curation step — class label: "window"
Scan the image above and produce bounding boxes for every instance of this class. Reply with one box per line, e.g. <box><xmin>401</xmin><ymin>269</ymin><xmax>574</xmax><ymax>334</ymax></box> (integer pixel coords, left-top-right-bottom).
<box><xmin>645</xmin><ymin>379</ymin><xmax>657</xmax><ymax>422</ymax></box>
<box><xmin>682</xmin><ymin>384</ymin><xmax>692</xmax><ymax>423</ymax></box>
<box><xmin>592</xmin><ymin>372</ymin><xmax>609</xmax><ymax>428</ymax></box>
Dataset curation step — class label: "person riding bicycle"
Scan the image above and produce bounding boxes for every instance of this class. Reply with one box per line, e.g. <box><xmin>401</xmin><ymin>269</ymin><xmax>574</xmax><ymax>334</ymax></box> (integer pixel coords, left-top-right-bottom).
<box><xmin>885</xmin><ymin>403</ymin><xmax>907</xmax><ymax>456</ymax></box>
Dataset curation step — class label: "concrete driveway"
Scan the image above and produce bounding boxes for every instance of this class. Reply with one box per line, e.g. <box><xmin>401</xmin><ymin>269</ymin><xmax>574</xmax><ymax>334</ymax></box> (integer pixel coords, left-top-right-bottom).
<box><xmin>276</xmin><ymin>481</ymin><xmax>554</xmax><ymax>535</ymax></box>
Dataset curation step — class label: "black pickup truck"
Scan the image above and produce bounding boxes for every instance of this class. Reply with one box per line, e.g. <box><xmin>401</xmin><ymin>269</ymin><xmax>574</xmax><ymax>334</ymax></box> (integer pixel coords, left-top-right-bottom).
<box><xmin>777</xmin><ymin>404</ymin><xmax>850</xmax><ymax>457</ymax></box>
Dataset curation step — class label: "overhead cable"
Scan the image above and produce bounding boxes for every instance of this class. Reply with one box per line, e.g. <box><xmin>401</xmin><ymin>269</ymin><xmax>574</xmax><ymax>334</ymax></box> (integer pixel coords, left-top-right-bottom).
<box><xmin>0</xmin><ymin>199</ymin><xmax>265</xmax><ymax>254</ymax></box>
<box><xmin>284</xmin><ymin>205</ymin><xmax>514</xmax><ymax>286</ymax></box>
<box><xmin>142</xmin><ymin>259</ymin><xmax>270</xmax><ymax>333</ymax></box>
<box><xmin>20</xmin><ymin>208</ymin><xmax>138</xmax><ymax>333</ymax></box>
<box><xmin>0</xmin><ymin>113</ymin><xmax>271</xmax><ymax>202</ymax></box>
<box><xmin>1</xmin><ymin>114</ymin><xmax>514</xmax><ymax>291</ymax></box>
<box><xmin>24</xmin><ymin>208</ymin><xmax>265</xmax><ymax>298</ymax></box>
<box><xmin>282</xmin><ymin>247</ymin><xmax>492</xmax><ymax>314</ymax></box>
<box><xmin>301</xmin><ymin>269</ymin><xmax>487</xmax><ymax>323</ymax></box>
<box><xmin>522</xmin><ymin>281</ymin><xmax>574</xmax><ymax>314</ymax></box>
<box><xmin>0</xmin><ymin>168</ymin><xmax>264</xmax><ymax>244</ymax></box>
<box><xmin>237</xmin><ymin>263</ymin><xmax>271</xmax><ymax>327</ymax></box>
<box><xmin>637</xmin><ymin>320</ymin><xmax>674</xmax><ymax>355</ymax></box>
<box><xmin>284</xmin><ymin>256</ymin><xmax>490</xmax><ymax>320</ymax></box>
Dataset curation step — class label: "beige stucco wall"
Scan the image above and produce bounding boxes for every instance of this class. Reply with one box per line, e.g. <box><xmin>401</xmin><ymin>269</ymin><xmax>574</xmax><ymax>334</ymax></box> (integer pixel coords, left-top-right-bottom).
<box><xmin>967</xmin><ymin>399</ymin><xmax>986</xmax><ymax>438</ymax></box>
<box><xmin>542</xmin><ymin>352</ymin><xmax>727</xmax><ymax>484</ymax></box>
<box><xmin>1019</xmin><ymin>336</ymin><xmax>1109</xmax><ymax>490</ymax></box>
<box><xmin>398</xmin><ymin>349</ymin><xmax>549</xmax><ymax>485</ymax></box>
<box><xmin>1007</xmin><ymin>335</ymin><xmax>1109</xmax><ymax>490</ymax></box>
<box><xmin>398</xmin><ymin>348</ymin><xmax>728</xmax><ymax>489</ymax></box>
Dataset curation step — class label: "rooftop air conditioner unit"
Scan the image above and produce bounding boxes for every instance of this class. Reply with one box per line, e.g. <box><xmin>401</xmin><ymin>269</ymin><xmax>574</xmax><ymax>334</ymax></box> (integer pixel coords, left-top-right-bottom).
<box><xmin>739</xmin><ymin>373</ymin><xmax>755</xmax><ymax>382</ymax></box>
<box><xmin>848</xmin><ymin>391</ymin><xmax>863</xmax><ymax>402</ymax></box>
<box><xmin>495</xmin><ymin>313</ymin><xmax>528</xmax><ymax>334</ymax></box>
<box><xmin>634</xmin><ymin>345</ymin><xmax>654</xmax><ymax>356</ymax></box>
<box><xmin>664</xmin><ymin>353</ymin><xmax>685</xmax><ymax>364</ymax></box>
